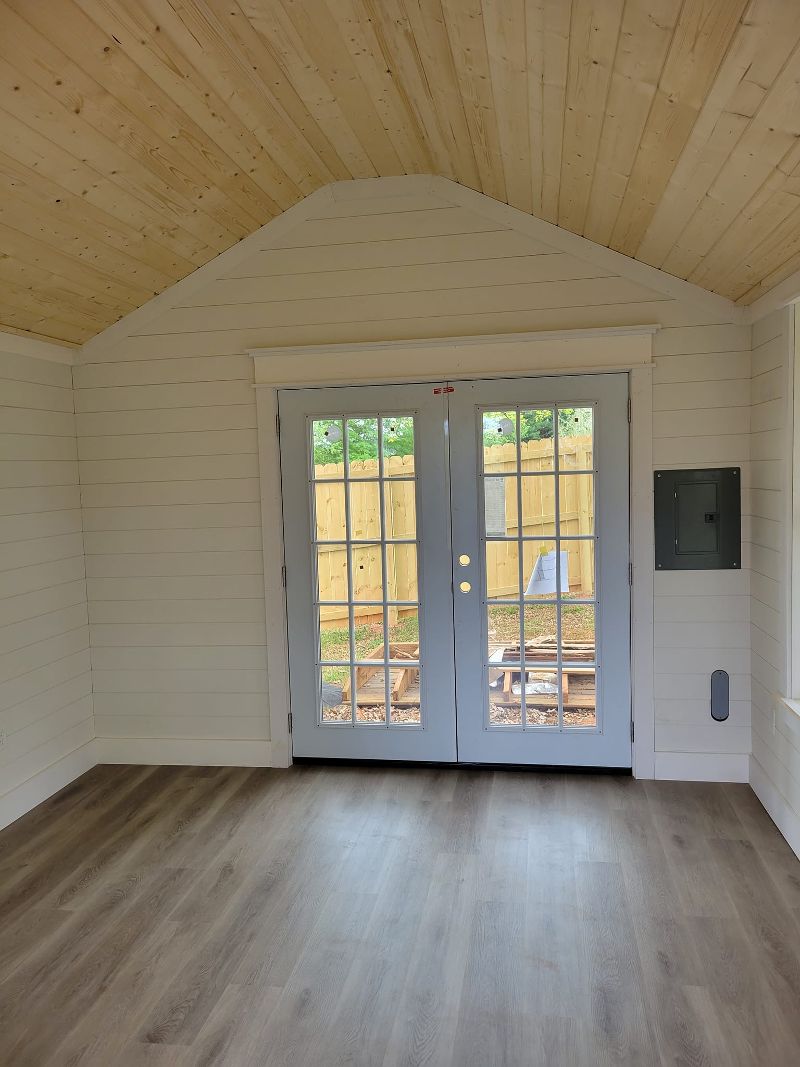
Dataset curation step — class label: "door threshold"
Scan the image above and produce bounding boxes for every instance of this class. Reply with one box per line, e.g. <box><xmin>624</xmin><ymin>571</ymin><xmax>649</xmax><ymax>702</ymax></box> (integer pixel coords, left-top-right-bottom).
<box><xmin>292</xmin><ymin>757</ymin><xmax>632</xmax><ymax>774</ymax></box>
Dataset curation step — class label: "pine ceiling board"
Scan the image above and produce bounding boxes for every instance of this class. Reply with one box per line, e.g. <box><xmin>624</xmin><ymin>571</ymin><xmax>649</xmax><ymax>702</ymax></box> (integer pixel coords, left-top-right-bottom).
<box><xmin>0</xmin><ymin>151</ymin><xmax>188</xmax><ymax>292</ymax></box>
<box><xmin>439</xmin><ymin>0</ymin><xmax>507</xmax><ymax>202</ymax></box>
<box><xmin>152</xmin><ymin>0</ymin><xmax>335</xmax><ymax>195</ymax></box>
<box><xmin>557</xmin><ymin>0</ymin><xmax>624</xmax><ymax>235</ymax></box>
<box><xmin>609</xmin><ymin>0</ymin><xmax>750</xmax><ymax>256</ymax></box>
<box><xmin>4</xmin><ymin>0</ymin><xmax>800</xmax><ymax>342</ymax></box>
<box><xmin>384</xmin><ymin>0</ymin><xmax>480</xmax><ymax>186</ymax></box>
<box><xmin>582</xmin><ymin>0</ymin><xmax>682</xmax><ymax>247</ymax></box>
<box><xmin>0</xmin><ymin>29</ymin><xmax>260</xmax><ymax>255</ymax></box>
<box><xmin>637</xmin><ymin>0</ymin><xmax>800</xmax><ymax>272</ymax></box>
<box><xmin>679</xmin><ymin>48</ymin><xmax>800</xmax><ymax>296</ymax></box>
<box><xmin>539</xmin><ymin>0</ymin><xmax>571</xmax><ymax>224</ymax></box>
<box><xmin>296</xmin><ymin>0</ymin><xmax>429</xmax><ymax>174</ymax></box>
<box><xmin>79</xmin><ymin>0</ymin><xmax>335</xmax><ymax>196</ymax></box>
<box><xmin>481</xmin><ymin>0</ymin><xmax>533</xmax><ymax>214</ymax></box>
<box><xmin>4</xmin><ymin>0</ymin><xmax>282</xmax><ymax>232</ymax></box>
<box><xmin>242</xmin><ymin>0</ymin><xmax>379</xmax><ymax>176</ymax></box>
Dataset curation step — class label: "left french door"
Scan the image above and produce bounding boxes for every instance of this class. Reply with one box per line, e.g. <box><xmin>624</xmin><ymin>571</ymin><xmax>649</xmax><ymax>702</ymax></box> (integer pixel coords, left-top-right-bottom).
<box><xmin>279</xmin><ymin>383</ymin><xmax>457</xmax><ymax>761</ymax></box>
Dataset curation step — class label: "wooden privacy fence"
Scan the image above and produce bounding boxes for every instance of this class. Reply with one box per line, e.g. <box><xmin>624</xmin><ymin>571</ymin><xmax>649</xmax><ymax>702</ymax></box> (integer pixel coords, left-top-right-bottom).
<box><xmin>315</xmin><ymin>437</ymin><xmax>593</xmax><ymax>626</ymax></box>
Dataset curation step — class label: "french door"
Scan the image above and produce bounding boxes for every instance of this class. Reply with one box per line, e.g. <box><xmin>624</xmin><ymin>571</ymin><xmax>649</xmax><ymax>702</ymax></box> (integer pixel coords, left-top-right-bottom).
<box><xmin>280</xmin><ymin>373</ymin><xmax>631</xmax><ymax>767</ymax></box>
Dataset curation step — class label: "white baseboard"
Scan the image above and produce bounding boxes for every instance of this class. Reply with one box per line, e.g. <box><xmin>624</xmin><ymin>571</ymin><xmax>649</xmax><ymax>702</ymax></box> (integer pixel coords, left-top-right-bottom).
<box><xmin>0</xmin><ymin>739</ymin><xmax>98</xmax><ymax>832</ymax></box>
<box><xmin>94</xmin><ymin>737</ymin><xmax>273</xmax><ymax>767</ymax></box>
<box><xmin>654</xmin><ymin>751</ymin><xmax>749</xmax><ymax>783</ymax></box>
<box><xmin>749</xmin><ymin>756</ymin><xmax>800</xmax><ymax>860</ymax></box>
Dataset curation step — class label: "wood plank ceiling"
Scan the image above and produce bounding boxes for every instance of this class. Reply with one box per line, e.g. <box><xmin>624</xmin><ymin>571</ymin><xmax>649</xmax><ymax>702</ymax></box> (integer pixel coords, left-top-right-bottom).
<box><xmin>2</xmin><ymin>0</ymin><xmax>800</xmax><ymax>344</ymax></box>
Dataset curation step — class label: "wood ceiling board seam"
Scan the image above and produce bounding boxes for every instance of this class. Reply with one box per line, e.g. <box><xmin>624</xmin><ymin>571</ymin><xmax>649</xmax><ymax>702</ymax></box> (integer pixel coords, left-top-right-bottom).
<box><xmin>539</xmin><ymin>0</ymin><xmax>572</xmax><ymax>224</ymax></box>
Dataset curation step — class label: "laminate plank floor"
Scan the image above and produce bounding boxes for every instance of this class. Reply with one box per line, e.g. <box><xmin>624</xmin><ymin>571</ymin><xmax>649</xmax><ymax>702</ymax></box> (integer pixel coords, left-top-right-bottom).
<box><xmin>1</xmin><ymin>765</ymin><xmax>799</xmax><ymax>1066</ymax></box>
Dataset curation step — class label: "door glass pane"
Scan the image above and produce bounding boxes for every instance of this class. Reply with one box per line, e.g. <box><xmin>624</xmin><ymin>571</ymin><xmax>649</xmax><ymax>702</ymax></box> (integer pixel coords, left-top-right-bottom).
<box><xmin>520</xmin><ymin>474</ymin><xmax>556</xmax><ymax>532</ymax></box>
<box><xmin>312</xmin><ymin>419</ymin><xmax>344</xmax><ymax>474</ymax></box>
<box><xmin>382</xmin><ymin>416</ymin><xmax>415</xmax><ymax>477</ymax></box>
<box><xmin>519</xmin><ymin>409</ymin><xmax>555</xmax><ymax>471</ymax></box>
<box><xmin>319</xmin><ymin>607</ymin><xmax>351</xmax><ymax>661</ymax></box>
<box><xmin>557</xmin><ymin>407</ymin><xmax>593</xmax><ymax>469</ymax></box>
<box><xmin>522</xmin><ymin>604</ymin><xmax>558</xmax><ymax>663</ymax></box>
<box><xmin>487</xmin><ymin>603</ymin><xmax>521</xmax><ymax>662</ymax></box>
<box><xmin>488</xmin><ymin>671</ymin><xmax>523</xmax><ymax>725</ymax></box>
<box><xmin>352</xmin><ymin>608</ymin><xmax>388</xmax><ymax>661</ymax></box>
<box><xmin>484</xmin><ymin>476</ymin><xmax>518</xmax><ymax>537</ymax></box>
<box><xmin>351</xmin><ymin>544</ymin><xmax>383</xmax><ymax>600</ymax></box>
<box><xmin>483</xmin><ymin>411</ymin><xmax>518</xmax><ymax>472</ymax></box>
<box><xmin>563</xmin><ymin>667</ymin><xmax>596</xmax><ymax>728</ymax></box>
<box><xmin>560</xmin><ymin>540</ymin><xmax>594</xmax><ymax>600</ymax></box>
<box><xmin>561</xmin><ymin>604</ymin><xmax>595</xmax><ymax>661</ymax></box>
<box><xmin>350</xmin><ymin>480</ymin><xmax>382</xmax><ymax>540</ymax></box>
<box><xmin>390</xmin><ymin>664</ymin><xmax>421</xmax><ymax>724</ymax></box>
<box><xmin>558</xmin><ymin>474</ymin><xmax>594</xmax><ymax>535</ymax></box>
<box><xmin>384</xmin><ymin>481</ymin><xmax>416</xmax><ymax>538</ymax></box>
<box><xmin>386</xmin><ymin>543</ymin><xmax>417</xmax><ymax>601</ymax></box>
<box><xmin>521</xmin><ymin>540</ymin><xmax>558</xmax><ymax>599</ymax></box>
<box><xmin>347</xmin><ymin>417</ymin><xmax>379</xmax><ymax>478</ymax></box>
<box><xmin>486</xmin><ymin>540</ymin><xmax>521</xmax><ymax>601</ymax></box>
<box><xmin>320</xmin><ymin>665</ymin><xmax>352</xmax><ymax>723</ymax></box>
<box><xmin>354</xmin><ymin>665</ymin><xmax>389</xmax><ymax>722</ymax></box>
<box><xmin>317</xmin><ymin>545</ymin><xmax>348</xmax><ymax>603</ymax></box>
<box><xmin>388</xmin><ymin>607</ymin><xmax>420</xmax><ymax>652</ymax></box>
<box><xmin>314</xmin><ymin>482</ymin><xmax>346</xmax><ymax>541</ymax></box>
<box><xmin>524</xmin><ymin>669</ymin><xmax>559</xmax><ymax>726</ymax></box>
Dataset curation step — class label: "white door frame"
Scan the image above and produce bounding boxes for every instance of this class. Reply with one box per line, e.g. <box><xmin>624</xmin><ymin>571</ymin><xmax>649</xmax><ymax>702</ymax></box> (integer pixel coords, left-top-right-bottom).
<box><xmin>253</xmin><ymin>325</ymin><xmax>657</xmax><ymax>777</ymax></box>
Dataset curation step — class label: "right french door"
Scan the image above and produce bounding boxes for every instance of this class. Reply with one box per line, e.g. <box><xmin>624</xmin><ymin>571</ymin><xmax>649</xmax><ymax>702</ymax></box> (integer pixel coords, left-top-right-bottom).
<box><xmin>449</xmin><ymin>373</ymin><xmax>631</xmax><ymax>767</ymax></box>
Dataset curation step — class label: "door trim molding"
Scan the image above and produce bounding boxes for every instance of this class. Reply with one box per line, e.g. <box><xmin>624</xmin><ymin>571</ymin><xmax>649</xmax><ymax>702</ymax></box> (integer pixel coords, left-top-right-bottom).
<box><xmin>253</xmin><ymin>327</ymin><xmax>656</xmax><ymax>775</ymax></box>
<box><xmin>252</xmin><ymin>325</ymin><xmax>656</xmax><ymax>389</ymax></box>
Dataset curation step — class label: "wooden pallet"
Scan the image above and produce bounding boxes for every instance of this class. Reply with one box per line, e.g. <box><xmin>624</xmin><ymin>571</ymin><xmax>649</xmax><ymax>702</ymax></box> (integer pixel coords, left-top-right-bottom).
<box><xmin>489</xmin><ymin>637</ymin><xmax>596</xmax><ymax>709</ymax></box>
<box><xmin>342</xmin><ymin>641</ymin><xmax>421</xmax><ymax>706</ymax></box>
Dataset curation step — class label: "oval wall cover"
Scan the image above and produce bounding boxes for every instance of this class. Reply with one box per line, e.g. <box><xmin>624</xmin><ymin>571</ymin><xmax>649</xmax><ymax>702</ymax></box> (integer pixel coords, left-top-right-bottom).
<box><xmin>710</xmin><ymin>670</ymin><xmax>729</xmax><ymax>722</ymax></box>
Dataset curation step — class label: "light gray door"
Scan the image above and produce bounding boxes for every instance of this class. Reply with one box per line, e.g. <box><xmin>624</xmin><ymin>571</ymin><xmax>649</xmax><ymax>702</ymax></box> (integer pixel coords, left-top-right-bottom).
<box><xmin>449</xmin><ymin>373</ymin><xmax>631</xmax><ymax>767</ymax></box>
<box><xmin>279</xmin><ymin>383</ymin><xmax>457</xmax><ymax>761</ymax></box>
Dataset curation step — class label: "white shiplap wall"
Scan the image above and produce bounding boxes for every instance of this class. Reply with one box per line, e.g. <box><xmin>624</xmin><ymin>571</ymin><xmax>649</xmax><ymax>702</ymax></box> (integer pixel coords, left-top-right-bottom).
<box><xmin>749</xmin><ymin>305</ymin><xmax>799</xmax><ymax>854</ymax></box>
<box><xmin>0</xmin><ymin>347</ymin><xmax>92</xmax><ymax>829</ymax></box>
<box><xmin>74</xmin><ymin>179</ymin><xmax>753</xmax><ymax>776</ymax></box>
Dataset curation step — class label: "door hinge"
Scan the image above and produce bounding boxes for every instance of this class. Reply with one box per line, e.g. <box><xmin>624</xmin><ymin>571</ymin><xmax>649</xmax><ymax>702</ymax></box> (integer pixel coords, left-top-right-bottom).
<box><xmin>276</xmin><ymin>412</ymin><xmax>281</xmax><ymax>436</ymax></box>
<box><xmin>631</xmin><ymin>720</ymin><xmax>635</xmax><ymax>742</ymax></box>
<box><xmin>281</xmin><ymin>564</ymin><xmax>287</xmax><ymax>588</ymax></box>
<box><xmin>628</xmin><ymin>561</ymin><xmax>633</xmax><ymax>586</ymax></box>
<box><xmin>288</xmin><ymin>711</ymin><xmax>293</xmax><ymax>734</ymax></box>
<box><xmin>627</xmin><ymin>396</ymin><xmax>632</xmax><ymax>423</ymax></box>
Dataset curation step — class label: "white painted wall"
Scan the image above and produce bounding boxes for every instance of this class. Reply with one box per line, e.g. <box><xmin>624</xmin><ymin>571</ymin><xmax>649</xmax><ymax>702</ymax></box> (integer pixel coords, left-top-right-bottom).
<box><xmin>0</xmin><ymin>344</ymin><xmax>93</xmax><ymax>830</ymax></box>
<box><xmin>72</xmin><ymin>177</ymin><xmax>753</xmax><ymax>779</ymax></box>
<box><xmin>749</xmin><ymin>304</ymin><xmax>799</xmax><ymax>856</ymax></box>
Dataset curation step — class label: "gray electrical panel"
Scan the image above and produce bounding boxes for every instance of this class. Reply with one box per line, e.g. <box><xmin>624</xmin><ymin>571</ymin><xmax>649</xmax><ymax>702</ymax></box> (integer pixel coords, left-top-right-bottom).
<box><xmin>654</xmin><ymin>467</ymin><xmax>740</xmax><ymax>570</ymax></box>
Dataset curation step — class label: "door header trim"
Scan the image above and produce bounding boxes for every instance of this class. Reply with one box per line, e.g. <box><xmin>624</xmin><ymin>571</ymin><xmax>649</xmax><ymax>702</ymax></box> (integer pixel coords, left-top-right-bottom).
<box><xmin>251</xmin><ymin>325</ymin><xmax>656</xmax><ymax>388</ymax></box>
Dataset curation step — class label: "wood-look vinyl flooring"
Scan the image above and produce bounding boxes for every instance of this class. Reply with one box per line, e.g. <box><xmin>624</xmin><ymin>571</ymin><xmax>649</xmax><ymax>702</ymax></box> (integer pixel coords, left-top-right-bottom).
<box><xmin>1</xmin><ymin>764</ymin><xmax>799</xmax><ymax>1066</ymax></box>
